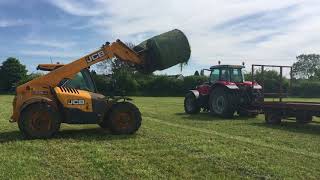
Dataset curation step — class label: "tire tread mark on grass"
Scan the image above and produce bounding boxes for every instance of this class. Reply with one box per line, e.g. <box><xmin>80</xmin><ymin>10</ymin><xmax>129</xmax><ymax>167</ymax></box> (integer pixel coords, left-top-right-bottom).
<box><xmin>145</xmin><ymin>116</ymin><xmax>320</xmax><ymax>159</ymax></box>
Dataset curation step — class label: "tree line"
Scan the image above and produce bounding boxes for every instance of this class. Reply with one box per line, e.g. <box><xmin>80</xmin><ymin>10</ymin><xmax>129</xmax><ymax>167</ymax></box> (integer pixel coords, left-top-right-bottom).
<box><xmin>1</xmin><ymin>54</ymin><xmax>320</xmax><ymax>97</ymax></box>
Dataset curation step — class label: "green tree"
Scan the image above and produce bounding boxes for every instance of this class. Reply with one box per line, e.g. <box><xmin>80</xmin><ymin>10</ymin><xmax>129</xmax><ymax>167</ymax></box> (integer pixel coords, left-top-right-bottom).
<box><xmin>14</xmin><ymin>73</ymin><xmax>42</xmax><ymax>87</ymax></box>
<box><xmin>249</xmin><ymin>70</ymin><xmax>289</xmax><ymax>94</ymax></box>
<box><xmin>292</xmin><ymin>54</ymin><xmax>320</xmax><ymax>79</ymax></box>
<box><xmin>194</xmin><ymin>70</ymin><xmax>200</xmax><ymax>76</ymax></box>
<box><xmin>0</xmin><ymin>57</ymin><xmax>27</xmax><ymax>91</ymax></box>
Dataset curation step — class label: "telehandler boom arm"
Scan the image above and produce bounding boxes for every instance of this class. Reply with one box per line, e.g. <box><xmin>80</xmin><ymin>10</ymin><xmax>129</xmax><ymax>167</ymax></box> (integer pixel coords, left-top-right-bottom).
<box><xmin>36</xmin><ymin>40</ymin><xmax>142</xmax><ymax>87</ymax></box>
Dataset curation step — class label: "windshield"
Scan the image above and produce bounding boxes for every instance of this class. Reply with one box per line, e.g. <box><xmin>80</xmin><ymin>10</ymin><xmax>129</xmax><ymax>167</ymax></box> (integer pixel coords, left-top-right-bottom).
<box><xmin>63</xmin><ymin>70</ymin><xmax>96</xmax><ymax>92</ymax></box>
<box><xmin>230</xmin><ymin>68</ymin><xmax>244</xmax><ymax>82</ymax></box>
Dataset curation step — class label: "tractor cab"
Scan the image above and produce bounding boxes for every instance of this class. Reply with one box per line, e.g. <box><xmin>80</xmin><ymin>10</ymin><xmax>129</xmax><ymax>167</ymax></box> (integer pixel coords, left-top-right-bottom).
<box><xmin>207</xmin><ymin>65</ymin><xmax>245</xmax><ymax>84</ymax></box>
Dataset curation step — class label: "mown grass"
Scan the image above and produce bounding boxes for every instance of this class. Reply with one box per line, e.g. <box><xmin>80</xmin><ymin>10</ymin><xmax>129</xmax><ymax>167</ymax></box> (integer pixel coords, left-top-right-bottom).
<box><xmin>0</xmin><ymin>95</ymin><xmax>320</xmax><ymax>179</ymax></box>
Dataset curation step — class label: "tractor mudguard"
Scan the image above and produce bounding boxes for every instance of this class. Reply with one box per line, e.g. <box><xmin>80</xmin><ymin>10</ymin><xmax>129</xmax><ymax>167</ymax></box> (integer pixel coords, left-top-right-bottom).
<box><xmin>225</xmin><ymin>84</ymin><xmax>239</xmax><ymax>89</ymax></box>
<box><xmin>188</xmin><ymin>90</ymin><xmax>200</xmax><ymax>99</ymax></box>
<box><xmin>212</xmin><ymin>82</ymin><xmax>239</xmax><ymax>90</ymax></box>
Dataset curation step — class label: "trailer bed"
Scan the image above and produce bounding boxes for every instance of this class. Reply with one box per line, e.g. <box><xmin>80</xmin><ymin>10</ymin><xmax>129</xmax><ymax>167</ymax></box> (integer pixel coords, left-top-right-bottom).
<box><xmin>263</xmin><ymin>101</ymin><xmax>320</xmax><ymax>112</ymax></box>
<box><xmin>262</xmin><ymin>101</ymin><xmax>320</xmax><ymax>124</ymax></box>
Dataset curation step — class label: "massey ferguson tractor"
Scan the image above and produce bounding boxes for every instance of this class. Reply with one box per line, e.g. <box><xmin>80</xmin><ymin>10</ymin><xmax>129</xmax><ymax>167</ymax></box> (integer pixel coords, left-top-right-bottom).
<box><xmin>184</xmin><ymin>63</ymin><xmax>263</xmax><ymax>118</ymax></box>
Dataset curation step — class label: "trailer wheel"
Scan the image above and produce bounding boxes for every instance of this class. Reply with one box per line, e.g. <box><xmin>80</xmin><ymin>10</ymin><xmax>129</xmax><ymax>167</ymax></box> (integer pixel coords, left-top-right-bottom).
<box><xmin>184</xmin><ymin>93</ymin><xmax>200</xmax><ymax>114</ymax></box>
<box><xmin>265</xmin><ymin>111</ymin><xmax>281</xmax><ymax>125</ymax></box>
<box><xmin>18</xmin><ymin>103</ymin><xmax>61</xmax><ymax>139</ymax></box>
<box><xmin>209</xmin><ymin>87</ymin><xmax>235</xmax><ymax>118</ymax></box>
<box><xmin>107</xmin><ymin>102</ymin><xmax>142</xmax><ymax>135</ymax></box>
<box><xmin>296</xmin><ymin>112</ymin><xmax>313</xmax><ymax>124</ymax></box>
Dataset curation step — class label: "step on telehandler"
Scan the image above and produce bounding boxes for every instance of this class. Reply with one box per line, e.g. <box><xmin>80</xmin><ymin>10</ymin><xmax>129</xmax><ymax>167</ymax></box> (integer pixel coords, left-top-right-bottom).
<box><xmin>11</xmin><ymin>29</ymin><xmax>191</xmax><ymax>139</ymax></box>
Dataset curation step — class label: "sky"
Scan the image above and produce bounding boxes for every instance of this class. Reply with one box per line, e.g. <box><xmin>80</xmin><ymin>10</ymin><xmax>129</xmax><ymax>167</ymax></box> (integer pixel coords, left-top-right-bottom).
<box><xmin>0</xmin><ymin>0</ymin><xmax>319</xmax><ymax>75</ymax></box>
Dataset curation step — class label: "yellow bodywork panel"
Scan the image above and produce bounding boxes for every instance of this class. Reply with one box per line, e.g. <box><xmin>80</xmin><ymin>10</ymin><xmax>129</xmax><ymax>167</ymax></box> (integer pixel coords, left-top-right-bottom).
<box><xmin>54</xmin><ymin>87</ymin><xmax>93</xmax><ymax>112</ymax></box>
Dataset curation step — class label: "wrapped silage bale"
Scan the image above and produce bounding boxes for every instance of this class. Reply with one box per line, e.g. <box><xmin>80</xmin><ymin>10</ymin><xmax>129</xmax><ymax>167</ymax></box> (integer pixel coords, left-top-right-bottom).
<box><xmin>134</xmin><ymin>29</ymin><xmax>191</xmax><ymax>73</ymax></box>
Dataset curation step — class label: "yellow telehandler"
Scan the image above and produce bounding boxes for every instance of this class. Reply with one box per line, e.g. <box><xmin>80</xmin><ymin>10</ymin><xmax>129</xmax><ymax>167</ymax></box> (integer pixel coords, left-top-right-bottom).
<box><xmin>11</xmin><ymin>29</ymin><xmax>190</xmax><ymax>139</ymax></box>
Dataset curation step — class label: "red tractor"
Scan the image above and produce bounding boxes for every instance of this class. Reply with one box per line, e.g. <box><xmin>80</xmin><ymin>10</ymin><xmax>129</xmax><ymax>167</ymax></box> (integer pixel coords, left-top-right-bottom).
<box><xmin>184</xmin><ymin>64</ymin><xmax>263</xmax><ymax>118</ymax></box>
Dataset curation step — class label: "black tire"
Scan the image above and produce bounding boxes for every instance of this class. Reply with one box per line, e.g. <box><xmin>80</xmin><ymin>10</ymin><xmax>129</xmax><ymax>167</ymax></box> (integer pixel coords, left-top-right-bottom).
<box><xmin>107</xmin><ymin>102</ymin><xmax>142</xmax><ymax>135</ymax></box>
<box><xmin>99</xmin><ymin>110</ymin><xmax>109</xmax><ymax>129</ymax></box>
<box><xmin>209</xmin><ymin>87</ymin><xmax>235</xmax><ymax>118</ymax></box>
<box><xmin>98</xmin><ymin>119</ymin><xmax>109</xmax><ymax>129</ymax></box>
<box><xmin>296</xmin><ymin>112</ymin><xmax>313</xmax><ymax>124</ymax></box>
<box><xmin>18</xmin><ymin>103</ymin><xmax>61</xmax><ymax>139</ymax></box>
<box><xmin>184</xmin><ymin>93</ymin><xmax>200</xmax><ymax>114</ymax></box>
<box><xmin>265</xmin><ymin>111</ymin><xmax>281</xmax><ymax>125</ymax></box>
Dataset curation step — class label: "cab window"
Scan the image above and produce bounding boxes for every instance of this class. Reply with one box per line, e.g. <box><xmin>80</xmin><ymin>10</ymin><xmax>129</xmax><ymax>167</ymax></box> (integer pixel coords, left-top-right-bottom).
<box><xmin>210</xmin><ymin>69</ymin><xmax>220</xmax><ymax>83</ymax></box>
<box><xmin>231</xmin><ymin>68</ymin><xmax>243</xmax><ymax>82</ymax></box>
<box><xmin>63</xmin><ymin>70</ymin><xmax>96</xmax><ymax>92</ymax></box>
<box><xmin>220</xmin><ymin>69</ymin><xmax>230</xmax><ymax>81</ymax></box>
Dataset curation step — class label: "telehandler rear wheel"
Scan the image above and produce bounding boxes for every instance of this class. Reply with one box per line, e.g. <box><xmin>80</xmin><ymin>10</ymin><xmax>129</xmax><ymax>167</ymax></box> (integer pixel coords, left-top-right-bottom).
<box><xmin>107</xmin><ymin>102</ymin><xmax>142</xmax><ymax>135</ymax></box>
<box><xmin>18</xmin><ymin>103</ymin><xmax>61</xmax><ymax>139</ymax></box>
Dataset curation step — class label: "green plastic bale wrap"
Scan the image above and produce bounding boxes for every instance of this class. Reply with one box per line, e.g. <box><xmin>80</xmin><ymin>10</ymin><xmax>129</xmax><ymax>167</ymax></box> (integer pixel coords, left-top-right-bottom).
<box><xmin>134</xmin><ymin>29</ymin><xmax>191</xmax><ymax>73</ymax></box>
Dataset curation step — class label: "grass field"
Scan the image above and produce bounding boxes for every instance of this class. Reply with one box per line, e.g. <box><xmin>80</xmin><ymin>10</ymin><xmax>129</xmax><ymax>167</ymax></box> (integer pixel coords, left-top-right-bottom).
<box><xmin>0</xmin><ymin>95</ymin><xmax>320</xmax><ymax>179</ymax></box>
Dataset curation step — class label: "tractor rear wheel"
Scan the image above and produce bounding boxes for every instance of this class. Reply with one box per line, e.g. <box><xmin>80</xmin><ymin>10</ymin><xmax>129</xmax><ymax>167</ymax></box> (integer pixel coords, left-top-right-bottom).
<box><xmin>184</xmin><ymin>93</ymin><xmax>200</xmax><ymax>114</ymax></box>
<box><xmin>107</xmin><ymin>102</ymin><xmax>142</xmax><ymax>135</ymax></box>
<box><xmin>209</xmin><ymin>87</ymin><xmax>235</xmax><ymax>118</ymax></box>
<box><xmin>18</xmin><ymin>103</ymin><xmax>61</xmax><ymax>139</ymax></box>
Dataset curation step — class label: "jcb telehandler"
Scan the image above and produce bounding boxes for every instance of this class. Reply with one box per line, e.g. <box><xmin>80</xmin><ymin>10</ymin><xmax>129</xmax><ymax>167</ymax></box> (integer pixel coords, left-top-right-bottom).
<box><xmin>11</xmin><ymin>29</ymin><xmax>191</xmax><ymax>139</ymax></box>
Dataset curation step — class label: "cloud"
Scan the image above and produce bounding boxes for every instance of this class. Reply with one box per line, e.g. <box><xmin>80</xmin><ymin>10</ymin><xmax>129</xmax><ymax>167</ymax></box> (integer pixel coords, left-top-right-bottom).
<box><xmin>20</xmin><ymin>49</ymin><xmax>80</xmax><ymax>58</ymax></box>
<box><xmin>42</xmin><ymin>0</ymin><xmax>320</xmax><ymax>73</ymax></box>
<box><xmin>0</xmin><ymin>19</ymin><xmax>30</xmax><ymax>27</ymax></box>
<box><xmin>47</xmin><ymin>0</ymin><xmax>105</xmax><ymax>16</ymax></box>
<box><xmin>24</xmin><ymin>38</ymin><xmax>76</xmax><ymax>49</ymax></box>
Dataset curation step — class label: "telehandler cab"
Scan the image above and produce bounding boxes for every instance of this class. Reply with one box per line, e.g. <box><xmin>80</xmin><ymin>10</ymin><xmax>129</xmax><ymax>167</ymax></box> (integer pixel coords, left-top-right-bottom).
<box><xmin>11</xmin><ymin>29</ymin><xmax>191</xmax><ymax>139</ymax></box>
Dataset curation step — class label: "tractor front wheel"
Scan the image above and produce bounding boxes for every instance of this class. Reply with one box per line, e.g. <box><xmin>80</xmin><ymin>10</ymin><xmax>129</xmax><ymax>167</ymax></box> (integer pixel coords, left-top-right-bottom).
<box><xmin>184</xmin><ymin>93</ymin><xmax>200</xmax><ymax>114</ymax></box>
<box><xmin>107</xmin><ymin>102</ymin><xmax>142</xmax><ymax>135</ymax></box>
<box><xmin>209</xmin><ymin>87</ymin><xmax>235</xmax><ymax>118</ymax></box>
<box><xmin>18</xmin><ymin>103</ymin><xmax>61</xmax><ymax>139</ymax></box>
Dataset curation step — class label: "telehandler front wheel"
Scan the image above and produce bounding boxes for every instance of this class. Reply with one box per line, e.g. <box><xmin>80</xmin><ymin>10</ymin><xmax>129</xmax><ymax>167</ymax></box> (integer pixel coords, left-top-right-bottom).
<box><xmin>107</xmin><ymin>102</ymin><xmax>142</xmax><ymax>135</ymax></box>
<box><xmin>18</xmin><ymin>103</ymin><xmax>61</xmax><ymax>139</ymax></box>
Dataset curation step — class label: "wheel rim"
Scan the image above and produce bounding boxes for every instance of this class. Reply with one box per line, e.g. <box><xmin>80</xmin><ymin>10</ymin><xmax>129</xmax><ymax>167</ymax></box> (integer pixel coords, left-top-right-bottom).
<box><xmin>29</xmin><ymin>110</ymin><xmax>52</xmax><ymax>134</ymax></box>
<box><xmin>213</xmin><ymin>96</ymin><xmax>225</xmax><ymax>114</ymax></box>
<box><xmin>114</xmin><ymin>112</ymin><xmax>134</xmax><ymax>130</ymax></box>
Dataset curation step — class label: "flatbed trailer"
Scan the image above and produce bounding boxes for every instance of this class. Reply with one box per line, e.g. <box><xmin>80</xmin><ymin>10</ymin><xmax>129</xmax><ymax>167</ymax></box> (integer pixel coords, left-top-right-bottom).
<box><xmin>263</xmin><ymin>101</ymin><xmax>320</xmax><ymax>124</ymax></box>
<box><xmin>252</xmin><ymin>64</ymin><xmax>320</xmax><ymax>124</ymax></box>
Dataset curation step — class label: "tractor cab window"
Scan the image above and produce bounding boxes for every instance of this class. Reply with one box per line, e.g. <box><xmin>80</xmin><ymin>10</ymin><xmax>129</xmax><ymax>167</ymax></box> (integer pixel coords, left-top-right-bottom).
<box><xmin>210</xmin><ymin>68</ymin><xmax>220</xmax><ymax>83</ymax></box>
<box><xmin>220</xmin><ymin>69</ymin><xmax>230</xmax><ymax>81</ymax></box>
<box><xmin>230</xmin><ymin>68</ymin><xmax>244</xmax><ymax>82</ymax></box>
<box><xmin>63</xmin><ymin>70</ymin><xmax>96</xmax><ymax>92</ymax></box>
